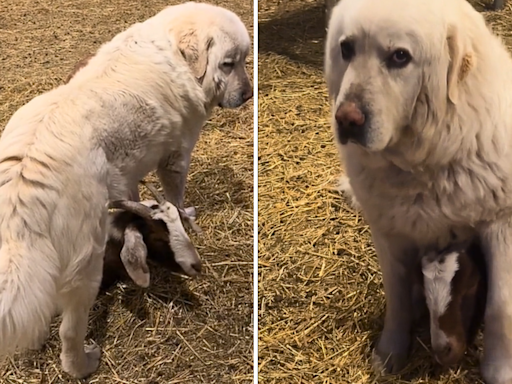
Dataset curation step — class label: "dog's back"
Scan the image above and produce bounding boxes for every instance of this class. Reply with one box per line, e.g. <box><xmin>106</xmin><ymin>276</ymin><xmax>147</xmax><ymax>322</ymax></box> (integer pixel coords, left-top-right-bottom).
<box><xmin>0</xmin><ymin>87</ymin><xmax>110</xmax><ymax>355</ymax></box>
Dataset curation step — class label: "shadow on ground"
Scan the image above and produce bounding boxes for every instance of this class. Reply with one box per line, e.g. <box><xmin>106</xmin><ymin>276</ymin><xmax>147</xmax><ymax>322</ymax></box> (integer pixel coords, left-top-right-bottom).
<box><xmin>259</xmin><ymin>3</ymin><xmax>326</xmax><ymax>69</ymax></box>
<box><xmin>258</xmin><ymin>0</ymin><xmax>492</xmax><ymax>70</ymax></box>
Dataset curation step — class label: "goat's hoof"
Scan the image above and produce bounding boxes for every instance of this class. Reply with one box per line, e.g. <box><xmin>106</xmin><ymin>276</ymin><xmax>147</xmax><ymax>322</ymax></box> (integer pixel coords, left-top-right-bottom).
<box><xmin>61</xmin><ymin>344</ymin><xmax>101</xmax><ymax>379</ymax></box>
<box><xmin>371</xmin><ymin>347</ymin><xmax>408</xmax><ymax>375</ymax></box>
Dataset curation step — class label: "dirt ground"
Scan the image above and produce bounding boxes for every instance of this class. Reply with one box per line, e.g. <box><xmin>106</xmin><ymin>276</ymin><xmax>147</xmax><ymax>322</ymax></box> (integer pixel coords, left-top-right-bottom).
<box><xmin>0</xmin><ymin>0</ymin><xmax>253</xmax><ymax>383</ymax></box>
<box><xmin>258</xmin><ymin>0</ymin><xmax>512</xmax><ymax>383</ymax></box>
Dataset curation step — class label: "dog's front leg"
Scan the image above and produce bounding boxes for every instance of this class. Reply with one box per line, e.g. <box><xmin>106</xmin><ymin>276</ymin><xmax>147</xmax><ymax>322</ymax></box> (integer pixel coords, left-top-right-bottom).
<box><xmin>371</xmin><ymin>229</ymin><xmax>415</xmax><ymax>374</ymax></box>
<box><xmin>157</xmin><ymin>151</ymin><xmax>192</xmax><ymax>208</ymax></box>
<box><xmin>480</xmin><ymin>219</ymin><xmax>512</xmax><ymax>384</ymax></box>
<box><xmin>128</xmin><ymin>182</ymin><xmax>140</xmax><ymax>202</ymax></box>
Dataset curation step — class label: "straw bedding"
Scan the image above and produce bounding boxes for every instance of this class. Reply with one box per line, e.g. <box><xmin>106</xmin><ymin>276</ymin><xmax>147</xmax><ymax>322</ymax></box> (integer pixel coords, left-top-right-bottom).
<box><xmin>258</xmin><ymin>0</ymin><xmax>512</xmax><ymax>383</ymax></box>
<box><xmin>0</xmin><ymin>0</ymin><xmax>253</xmax><ymax>383</ymax></box>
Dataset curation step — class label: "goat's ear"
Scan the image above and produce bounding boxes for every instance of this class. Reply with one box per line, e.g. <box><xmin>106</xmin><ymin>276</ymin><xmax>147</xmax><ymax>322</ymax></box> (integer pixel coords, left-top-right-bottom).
<box><xmin>176</xmin><ymin>27</ymin><xmax>214</xmax><ymax>81</ymax></box>
<box><xmin>120</xmin><ymin>225</ymin><xmax>150</xmax><ymax>288</ymax></box>
<box><xmin>446</xmin><ymin>24</ymin><xmax>475</xmax><ymax>104</ymax></box>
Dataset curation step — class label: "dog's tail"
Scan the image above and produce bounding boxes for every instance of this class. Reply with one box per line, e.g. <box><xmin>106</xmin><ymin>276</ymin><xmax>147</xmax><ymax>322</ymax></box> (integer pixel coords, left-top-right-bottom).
<box><xmin>0</xmin><ymin>238</ymin><xmax>59</xmax><ymax>355</ymax></box>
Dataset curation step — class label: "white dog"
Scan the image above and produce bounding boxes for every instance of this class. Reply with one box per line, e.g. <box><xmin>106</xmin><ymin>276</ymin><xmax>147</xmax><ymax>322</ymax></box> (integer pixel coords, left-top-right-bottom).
<box><xmin>325</xmin><ymin>0</ymin><xmax>512</xmax><ymax>382</ymax></box>
<box><xmin>0</xmin><ymin>2</ymin><xmax>252</xmax><ymax>378</ymax></box>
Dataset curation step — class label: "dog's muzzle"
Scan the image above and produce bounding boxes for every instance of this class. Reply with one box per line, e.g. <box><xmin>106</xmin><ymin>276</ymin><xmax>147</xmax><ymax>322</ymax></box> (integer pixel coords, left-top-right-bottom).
<box><xmin>335</xmin><ymin>101</ymin><xmax>368</xmax><ymax>146</ymax></box>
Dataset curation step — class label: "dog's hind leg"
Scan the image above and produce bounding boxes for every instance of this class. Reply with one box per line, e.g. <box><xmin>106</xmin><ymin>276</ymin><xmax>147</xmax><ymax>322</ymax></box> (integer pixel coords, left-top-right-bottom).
<box><xmin>58</xmin><ymin>252</ymin><xmax>103</xmax><ymax>379</ymax></box>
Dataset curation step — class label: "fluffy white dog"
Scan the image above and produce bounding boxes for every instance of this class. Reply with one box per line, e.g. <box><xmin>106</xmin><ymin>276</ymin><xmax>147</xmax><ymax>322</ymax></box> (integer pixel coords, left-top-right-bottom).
<box><xmin>325</xmin><ymin>0</ymin><xmax>512</xmax><ymax>382</ymax></box>
<box><xmin>0</xmin><ymin>2</ymin><xmax>252</xmax><ymax>378</ymax></box>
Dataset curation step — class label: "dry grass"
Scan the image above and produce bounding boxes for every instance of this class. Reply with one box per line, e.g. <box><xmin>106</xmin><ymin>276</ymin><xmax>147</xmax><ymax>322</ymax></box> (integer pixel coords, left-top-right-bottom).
<box><xmin>257</xmin><ymin>0</ymin><xmax>512</xmax><ymax>383</ymax></box>
<box><xmin>0</xmin><ymin>0</ymin><xmax>253</xmax><ymax>383</ymax></box>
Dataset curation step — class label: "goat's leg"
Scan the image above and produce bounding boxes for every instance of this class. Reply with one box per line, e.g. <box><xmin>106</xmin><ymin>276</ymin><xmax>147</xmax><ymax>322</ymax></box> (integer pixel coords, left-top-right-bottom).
<box><xmin>58</xmin><ymin>251</ymin><xmax>102</xmax><ymax>379</ymax></box>
<box><xmin>371</xmin><ymin>230</ymin><xmax>416</xmax><ymax>374</ymax></box>
<box><xmin>479</xmin><ymin>220</ymin><xmax>512</xmax><ymax>384</ymax></box>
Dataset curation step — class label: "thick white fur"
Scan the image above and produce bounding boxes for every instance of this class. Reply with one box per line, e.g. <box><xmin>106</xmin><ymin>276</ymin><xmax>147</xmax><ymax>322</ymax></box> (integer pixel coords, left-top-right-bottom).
<box><xmin>325</xmin><ymin>0</ymin><xmax>512</xmax><ymax>382</ymax></box>
<box><xmin>0</xmin><ymin>2</ymin><xmax>251</xmax><ymax>378</ymax></box>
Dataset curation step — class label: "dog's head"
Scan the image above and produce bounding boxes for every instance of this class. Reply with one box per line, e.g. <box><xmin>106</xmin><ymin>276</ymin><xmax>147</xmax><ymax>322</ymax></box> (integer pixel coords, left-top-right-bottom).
<box><xmin>167</xmin><ymin>3</ymin><xmax>252</xmax><ymax>110</ymax></box>
<box><xmin>324</xmin><ymin>0</ymin><xmax>477</xmax><ymax>153</ymax></box>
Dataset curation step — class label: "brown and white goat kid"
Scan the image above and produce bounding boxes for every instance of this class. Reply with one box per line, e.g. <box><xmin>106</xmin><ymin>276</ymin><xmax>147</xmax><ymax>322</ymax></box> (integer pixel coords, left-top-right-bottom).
<box><xmin>106</xmin><ymin>182</ymin><xmax>202</xmax><ymax>288</ymax></box>
<box><xmin>417</xmin><ymin>241</ymin><xmax>487</xmax><ymax>366</ymax></box>
<box><xmin>102</xmin><ymin>199</ymin><xmax>198</xmax><ymax>289</ymax></box>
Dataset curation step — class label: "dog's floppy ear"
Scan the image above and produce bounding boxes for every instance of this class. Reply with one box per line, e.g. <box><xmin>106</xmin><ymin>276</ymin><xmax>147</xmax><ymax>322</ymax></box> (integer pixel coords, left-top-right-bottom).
<box><xmin>177</xmin><ymin>27</ymin><xmax>214</xmax><ymax>82</ymax></box>
<box><xmin>120</xmin><ymin>225</ymin><xmax>150</xmax><ymax>288</ymax></box>
<box><xmin>446</xmin><ymin>24</ymin><xmax>475</xmax><ymax>104</ymax></box>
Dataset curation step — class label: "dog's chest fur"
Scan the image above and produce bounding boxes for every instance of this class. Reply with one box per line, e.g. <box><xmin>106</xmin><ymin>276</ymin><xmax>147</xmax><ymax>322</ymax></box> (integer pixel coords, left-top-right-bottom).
<box><xmin>344</xmin><ymin>147</ymin><xmax>512</xmax><ymax>247</ymax></box>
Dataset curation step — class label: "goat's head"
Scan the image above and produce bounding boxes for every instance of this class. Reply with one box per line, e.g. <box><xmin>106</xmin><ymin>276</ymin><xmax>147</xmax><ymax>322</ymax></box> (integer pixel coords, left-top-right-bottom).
<box><xmin>105</xmin><ymin>183</ymin><xmax>202</xmax><ymax>288</ymax></box>
<box><xmin>420</xmin><ymin>240</ymin><xmax>487</xmax><ymax>366</ymax></box>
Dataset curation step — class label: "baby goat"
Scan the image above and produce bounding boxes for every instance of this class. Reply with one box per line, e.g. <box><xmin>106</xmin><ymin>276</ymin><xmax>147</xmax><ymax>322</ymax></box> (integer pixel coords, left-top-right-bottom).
<box><xmin>104</xmin><ymin>182</ymin><xmax>201</xmax><ymax>289</ymax></box>
<box><xmin>418</xmin><ymin>240</ymin><xmax>487</xmax><ymax>366</ymax></box>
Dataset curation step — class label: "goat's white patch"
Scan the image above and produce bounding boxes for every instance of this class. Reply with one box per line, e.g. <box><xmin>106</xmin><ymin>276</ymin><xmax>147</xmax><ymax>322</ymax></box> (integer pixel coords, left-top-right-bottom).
<box><xmin>150</xmin><ymin>201</ymin><xmax>200</xmax><ymax>275</ymax></box>
<box><xmin>422</xmin><ymin>251</ymin><xmax>460</xmax><ymax>317</ymax></box>
<box><xmin>422</xmin><ymin>251</ymin><xmax>460</xmax><ymax>353</ymax></box>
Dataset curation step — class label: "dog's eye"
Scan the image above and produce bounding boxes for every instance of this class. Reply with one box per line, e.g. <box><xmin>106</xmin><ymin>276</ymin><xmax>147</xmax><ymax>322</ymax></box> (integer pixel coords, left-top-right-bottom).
<box><xmin>387</xmin><ymin>49</ymin><xmax>412</xmax><ymax>69</ymax></box>
<box><xmin>222</xmin><ymin>62</ymin><xmax>235</xmax><ymax>69</ymax></box>
<box><xmin>340</xmin><ymin>41</ymin><xmax>355</xmax><ymax>61</ymax></box>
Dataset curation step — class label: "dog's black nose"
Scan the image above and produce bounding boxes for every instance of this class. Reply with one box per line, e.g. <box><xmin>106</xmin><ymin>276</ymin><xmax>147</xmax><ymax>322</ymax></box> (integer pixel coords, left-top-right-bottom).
<box><xmin>335</xmin><ymin>101</ymin><xmax>366</xmax><ymax>144</ymax></box>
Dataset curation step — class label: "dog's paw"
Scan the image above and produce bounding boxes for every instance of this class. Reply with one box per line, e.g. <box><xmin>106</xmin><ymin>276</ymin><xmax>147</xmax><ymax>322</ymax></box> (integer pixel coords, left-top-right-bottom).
<box><xmin>28</xmin><ymin>330</ymin><xmax>49</xmax><ymax>351</ymax></box>
<box><xmin>482</xmin><ymin>359</ymin><xmax>512</xmax><ymax>384</ymax></box>
<box><xmin>371</xmin><ymin>348</ymin><xmax>408</xmax><ymax>375</ymax></box>
<box><xmin>336</xmin><ymin>174</ymin><xmax>361</xmax><ymax>210</ymax></box>
<box><xmin>180</xmin><ymin>206</ymin><xmax>202</xmax><ymax>234</ymax></box>
<box><xmin>61</xmin><ymin>344</ymin><xmax>101</xmax><ymax>379</ymax></box>
<box><xmin>372</xmin><ymin>330</ymin><xmax>410</xmax><ymax>375</ymax></box>
<box><xmin>183</xmin><ymin>206</ymin><xmax>197</xmax><ymax>220</ymax></box>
